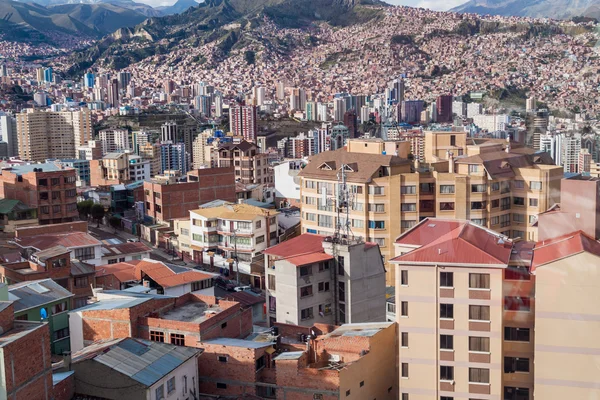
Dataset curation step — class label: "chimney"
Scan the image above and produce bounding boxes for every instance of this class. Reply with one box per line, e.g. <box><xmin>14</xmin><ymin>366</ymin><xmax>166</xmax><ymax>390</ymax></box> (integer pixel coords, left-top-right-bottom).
<box><xmin>63</xmin><ymin>351</ymin><xmax>72</xmax><ymax>371</ymax></box>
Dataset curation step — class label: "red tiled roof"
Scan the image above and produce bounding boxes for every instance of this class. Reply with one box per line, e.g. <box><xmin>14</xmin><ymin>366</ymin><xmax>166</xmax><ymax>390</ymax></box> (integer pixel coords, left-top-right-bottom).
<box><xmin>286</xmin><ymin>252</ymin><xmax>333</xmax><ymax>267</ymax></box>
<box><xmin>102</xmin><ymin>242</ymin><xmax>152</xmax><ymax>257</ymax></box>
<box><xmin>95</xmin><ymin>261</ymin><xmax>140</xmax><ymax>282</ymax></box>
<box><xmin>16</xmin><ymin>232</ymin><xmax>102</xmax><ymax>251</ymax></box>
<box><xmin>532</xmin><ymin>231</ymin><xmax>600</xmax><ymax>271</ymax></box>
<box><xmin>263</xmin><ymin>233</ymin><xmax>325</xmax><ymax>257</ymax></box>
<box><xmin>391</xmin><ymin>218</ymin><xmax>513</xmax><ymax>266</ymax></box>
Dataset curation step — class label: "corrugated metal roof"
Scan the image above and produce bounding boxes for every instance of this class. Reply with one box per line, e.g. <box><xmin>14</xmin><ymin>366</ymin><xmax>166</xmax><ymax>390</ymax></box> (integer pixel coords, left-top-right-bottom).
<box><xmin>92</xmin><ymin>338</ymin><xmax>201</xmax><ymax>387</ymax></box>
<box><xmin>273</xmin><ymin>351</ymin><xmax>304</xmax><ymax>361</ymax></box>
<box><xmin>203</xmin><ymin>338</ymin><xmax>275</xmax><ymax>349</ymax></box>
<box><xmin>71</xmin><ymin>297</ymin><xmax>150</xmax><ymax>312</ymax></box>
<box><xmin>9</xmin><ymin>279</ymin><xmax>73</xmax><ymax>312</ymax></box>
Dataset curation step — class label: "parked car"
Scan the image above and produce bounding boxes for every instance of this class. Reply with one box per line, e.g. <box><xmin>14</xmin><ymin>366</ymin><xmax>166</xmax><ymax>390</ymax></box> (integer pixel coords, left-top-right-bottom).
<box><xmin>234</xmin><ymin>285</ymin><xmax>252</xmax><ymax>292</ymax></box>
<box><xmin>127</xmin><ymin>238</ymin><xmax>139</xmax><ymax>243</ymax></box>
<box><xmin>215</xmin><ymin>276</ymin><xmax>236</xmax><ymax>291</ymax></box>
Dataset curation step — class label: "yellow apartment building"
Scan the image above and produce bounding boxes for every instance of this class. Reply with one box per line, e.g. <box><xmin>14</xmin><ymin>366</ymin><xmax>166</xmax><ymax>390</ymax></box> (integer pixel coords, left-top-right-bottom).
<box><xmin>391</xmin><ymin>218</ymin><xmax>535</xmax><ymax>400</ymax></box>
<box><xmin>298</xmin><ymin>135</ymin><xmax>562</xmax><ymax>285</ymax></box>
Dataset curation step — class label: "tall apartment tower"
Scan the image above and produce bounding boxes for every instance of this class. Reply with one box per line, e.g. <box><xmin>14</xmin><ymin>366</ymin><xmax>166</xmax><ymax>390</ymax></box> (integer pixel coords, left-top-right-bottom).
<box><xmin>0</xmin><ymin>113</ymin><xmax>18</xmax><ymax>157</ymax></box>
<box><xmin>16</xmin><ymin>109</ymin><xmax>92</xmax><ymax>161</ymax></box>
<box><xmin>392</xmin><ymin>218</ymin><xmax>535</xmax><ymax>400</ymax></box>
<box><xmin>161</xmin><ymin>121</ymin><xmax>178</xmax><ymax>143</ymax></box>
<box><xmin>343</xmin><ymin>109</ymin><xmax>358</xmax><ymax>139</ymax></box>
<box><xmin>333</xmin><ymin>98</ymin><xmax>346</xmax><ymax>123</ymax></box>
<box><xmin>229</xmin><ymin>105</ymin><xmax>258</xmax><ymax>142</ymax></box>
<box><xmin>108</xmin><ymin>78</ymin><xmax>119</xmax><ymax>108</ymax></box>
<box><xmin>436</xmin><ymin>94</ymin><xmax>453</xmax><ymax>123</ymax></box>
<box><xmin>98</xmin><ymin>129</ymin><xmax>131</xmax><ymax>155</ymax></box>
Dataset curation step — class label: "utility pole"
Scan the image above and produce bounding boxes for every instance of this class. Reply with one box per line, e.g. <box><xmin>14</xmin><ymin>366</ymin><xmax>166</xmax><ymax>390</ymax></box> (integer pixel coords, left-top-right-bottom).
<box><xmin>232</xmin><ymin>229</ymin><xmax>240</xmax><ymax>284</ymax></box>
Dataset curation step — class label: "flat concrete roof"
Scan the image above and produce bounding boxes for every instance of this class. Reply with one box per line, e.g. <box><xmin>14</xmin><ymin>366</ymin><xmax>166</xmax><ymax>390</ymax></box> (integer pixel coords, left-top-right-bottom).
<box><xmin>160</xmin><ymin>302</ymin><xmax>223</xmax><ymax>324</ymax></box>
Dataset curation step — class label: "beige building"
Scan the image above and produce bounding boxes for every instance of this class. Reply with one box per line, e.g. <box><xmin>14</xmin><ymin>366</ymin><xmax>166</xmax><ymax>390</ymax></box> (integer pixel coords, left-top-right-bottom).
<box><xmin>16</xmin><ymin>108</ymin><xmax>92</xmax><ymax>161</ymax></box>
<box><xmin>217</xmin><ymin>141</ymin><xmax>272</xmax><ymax>185</ymax></box>
<box><xmin>139</xmin><ymin>142</ymin><xmax>161</xmax><ymax>178</ymax></box>
<box><xmin>192</xmin><ymin>129</ymin><xmax>213</xmax><ymax>169</ymax></box>
<box><xmin>298</xmin><ymin>136</ymin><xmax>562</xmax><ymax>285</ymax></box>
<box><xmin>391</xmin><ymin>218</ymin><xmax>535</xmax><ymax>400</ymax></box>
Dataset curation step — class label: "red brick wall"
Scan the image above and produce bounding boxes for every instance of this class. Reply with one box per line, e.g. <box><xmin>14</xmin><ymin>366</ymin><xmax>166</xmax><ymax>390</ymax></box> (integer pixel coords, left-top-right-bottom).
<box><xmin>275</xmin><ymin>354</ymin><xmax>339</xmax><ymax>400</ymax></box>
<box><xmin>95</xmin><ymin>274</ymin><xmax>123</xmax><ymax>290</ymax></box>
<box><xmin>16</xmin><ymin>221</ymin><xmax>88</xmax><ymax>238</ymax></box>
<box><xmin>3</xmin><ymin>322</ymin><xmax>52</xmax><ymax>399</ymax></box>
<box><xmin>193</xmin><ymin>167</ymin><xmax>236</xmax><ymax>204</ymax></box>
<box><xmin>52</xmin><ymin>373</ymin><xmax>74</xmax><ymax>400</ymax></box>
<box><xmin>0</xmin><ymin>302</ymin><xmax>14</xmax><ymax>333</ymax></box>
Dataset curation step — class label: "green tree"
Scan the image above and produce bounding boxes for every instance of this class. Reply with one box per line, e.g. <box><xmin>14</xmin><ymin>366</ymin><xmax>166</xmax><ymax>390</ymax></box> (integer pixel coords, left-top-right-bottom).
<box><xmin>244</xmin><ymin>50</ymin><xmax>256</xmax><ymax>65</ymax></box>
<box><xmin>77</xmin><ymin>200</ymin><xmax>94</xmax><ymax>220</ymax></box>
<box><xmin>109</xmin><ymin>216</ymin><xmax>121</xmax><ymax>232</ymax></box>
<box><xmin>90</xmin><ymin>204</ymin><xmax>105</xmax><ymax>228</ymax></box>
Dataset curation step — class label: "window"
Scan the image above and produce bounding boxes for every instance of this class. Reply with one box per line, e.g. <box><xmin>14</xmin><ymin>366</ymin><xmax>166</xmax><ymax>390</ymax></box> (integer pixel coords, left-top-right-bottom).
<box><xmin>369</xmin><ymin>186</ymin><xmax>384</xmax><ymax>195</ymax></box>
<box><xmin>305</xmin><ymin>180</ymin><xmax>316</xmax><ymax>189</ymax></box>
<box><xmin>237</xmin><ymin>221</ymin><xmax>251</xmax><ymax>230</ymax></box>
<box><xmin>352</xmin><ymin>202</ymin><xmax>363</xmax><ymax>211</ymax></box>
<box><xmin>216</xmin><ymin>383</ymin><xmax>227</xmax><ymax>389</ymax></box>
<box><xmin>54</xmin><ymin>327</ymin><xmax>69</xmax><ymax>341</ymax></box>
<box><xmin>401</xmin><ymin>185</ymin><xmax>416</xmax><ymax>194</ymax></box>
<box><xmin>468</xmin><ymin>164</ymin><xmax>479</xmax><ymax>174</ymax></box>
<box><xmin>301</xmin><ymin>307</ymin><xmax>313</xmax><ymax>320</ymax></box>
<box><xmin>51</xmin><ymin>177</ymin><xmax>59</xmax><ymax>185</ymax></box>
<box><xmin>505</xmin><ymin>357</ymin><xmax>529</xmax><ymax>373</ymax></box>
<box><xmin>491</xmin><ymin>182</ymin><xmax>499</xmax><ymax>191</ymax></box>
<box><xmin>440</xmin><ymin>202</ymin><xmax>455</xmax><ymax>211</ymax></box>
<box><xmin>360</xmin><ymin>381</ymin><xmax>364</xmax><ymax>387</ymax></box>
<box><xmin>155</xmin><ymin>384</ymin><xmax>165</xmax><ymax>400</ymax></box>
<box><xmin>400</xmin><ymin>270</ymin><xmax>408</xmax><ymax>285</ymax></box>
<box><xmin>469</xmin><ymin>337</ymin><xmax>490</xmax><ymax>352</ymax></box>
<box><xmin>401</xmin><ymin>332</ymin><xmax>408</xmax><ymax>347</ymax></box>
<box><xmin>505</xmin><ymin>266</ymin><xmax>530</xmax><ymax>280</ymax></box>
<box><xmin>401</xmin><ymin>203</ymin><xmax>416</xmax><ymax>212</ymax></box>
<box><xmin>491</xmin><ymin>216</ymin><xmax>499</xmax><ymax>225</ymax></box>
<box><xmin>52</xmin><ymin>205</ymin><xmax>60</xmax><ymax>213</ymax></box>
<box><xmin>513</xmin><ymin>197</ymin><xmax>525</xmax><ymax>206</ymax></box>
<box><xmin>192</xmin><ymin>233</ymin><xmax>202</xmax><ymax>241</ymax></box>
<box><xmin>318</xmin><ymin>214</ymin><xmax>333</xmax><ymax>228</ymax></box>
<box><xmin>500</xmin><ymin>213</ymin><xmax>511</xmax><ymax>227</ymax></box>
<box><xmin>501</xmin><ymin>197</ymin><xmax>511</xmax><ymax>210</ymax></box>
<box><xmin>51</xmin><ymin>302</ymin><xmax>67</xmax><ymax>314</ymax></box>
<box><xmin>504</xmin><ymin>296</ymin><xmax>531</xmax><ymax>311</ymax></box>
<box><xmin>401</xmin><ymin>220</ymin><xmax>416</xmax><ymax>229</ymax></box>
<box><xmin>530</xmin><ymin>181</ymin><xmax>542</xmax><ymax>190</ymax></box>
<box><xmin>74</xmin><ymin>277</ymin><xmax>88</xmax><ymax>288</ymax></box>
<box><xmin>440</xmin><ymin>335</ymin><xmax>453</xmax><ymax>350</ymax></box>
<box><xmin>318</xmin><ymin>281</ymin><xmax>330</xmax><ymax>292</ymax></box>
<box><xmin>491</xmin><ymin>199</ymin><xmax>499</xmax><ymax>209</ymax></box>
<box><xmin>183</xmin><ymin>375</ymin><xmax>187</xmax><ymax>394</ymax></box>
<box><xmin>256</xmin><ymin>355</ymin><xmax>266</xmax><ymax>371</ymax></box>
<box><xmin>66</xmin><ymin>203</ymin><xmax>77</xmax><ymax>212</ymax></box>
<box><xmin>513</xmin><ymin>180</ymin><xmax>525</xmax><ymax>189</ymax></box>
<box><xmin>420</xmin><ymin>183</ymin><xmax>435</xmax><ymax>193</ymax></box>
<box><xmin>469</xmin><ymin>368</ymin><xmax>489</xmax><ymax>383</ymax></box>
<box><xmin>440</xmin><ymin>304</ymin><xmax>454</xmax><ymax>319</ymax></box>
<box><xmin>441</xmin><ymin>397</ymin><xmax>453</xmax><ymax>400</ymax></box>
<box><xmin>180</xmin><ymin>228</ymin><xmax>189</xmax><ymax>236</ymax></box>
<box><xmin>299</xmin><ymin>266</ymin><xmax>312</xmax><ymax>277</ymax></box>
<box><xmin>38</xmin><ymin>178</ymin><xmax>48</xmax><ymax>186</ymax></box>
<box><xmin>440</xmin><ymin>366</ymin><xmax>454</xmax><ymax>381</ymax></box>
<box><xmin>52</xmin><ymin>191</ymin><xmax>60</xmax><ymax>200</ymax></box>
<box><xmin>318</xmin><ymin>261</ymin><xmax>329</xmax><ymax>272</ymax></box>
<box><xmin>440</xmin><ymin>272</ymin><xmax>453</xmax><ymax>287</ymax></box>
<box><xmin>319</xmin><ymin>303</ymin><xmax>332</xmax><ymax>315</ymax></box>
<box><xmin>255</xmin><ymin>220</ymin><xmax>261</xmax><ymax>229</ymax></box>
<box><xmin>167</xmin><ymin>377</ymin><xmax>175</xmax><ymax>394</ymax></box>
<box><xmin>512</xmin><ymin>230</ymin><xmax>525</xmax><ymax>239</ymax></box>
<box><xmin>529</xmin><ymin>215</ymin><xmax>537</xmax><ymax>224</ymax></box>
<box><xmin>74</xmin><ymin>247</ymin><xmax>95</xmax><ymax>261</ymax></box>
<box><xmin>150</xmin><ymin>331</ymin><xmax>165</xmax><ymax>342</ymax></box>
<box><xmin>368</xmin><ymin>220</ymin><xmax>385</xmax><ymax>229</ymax></box>
<box><xmin>171</xmin><ymin>333</ymin><xmax>184</xmax><ymax>346</ymax></box>
<box><xmin>351</xmin><ymin>219</ymin><xmax>364</xmax><ymax>228</ymax></box>
<box><xmin>51</xmin><ymin>258</ymin><xmax>67</xmax><ymax>269</ymax></box>
<box><xmin>268</xmin><ymin>275</ymin><xmax>276</xmax><ymax>290</ymax></box>
<box><xmin>339</xmin><ymin>282</ymin><xmax>346</xmax><ymax>302</ymax></box>
<box><xmin>513</xmin><ymin>213</ymin><xmax>525</xmax><ymax>223</ymax></box>
<box><xmin>529</xmin><ymin>198</ymin><xmax>538</xmax><ymax>207</ymax></box>
<box><xmin>387</xmin><ymin>302</ymin><xmax>396</xmax><ymax>314</ymax></box>
<box><xmin>504</xmin><ymin>387</ymin><xmax>529</xmax><ymax>400</ymax></box>
<box><xmin>401</xmin><ymin>363</ymin><xmax>408</xmax><ymax>378</ymax></box>
<box><xmin>471</xmin><ymin>218</ymin><xmax>486</xmax><ymax>226</ymax></box>
<box><xmin>471</xmin><ymin>184</ymin><xmax>486</xmax><ymax>193</ymax></box>
<box><xmin>400</xmin><ymin>301</ymin><xmax>408</xmax><ymax>316</ymax></box>
<box><xmin>469</xmin><ymin>273</ymin><xmax>490</xmax><ymax>289</ymax></box>
<box><xmin>305</xmin><ymin>212</ymin><xmax>317</xmax><ymax>221</ymax></box>
<box><xmin>368</xmin><ymin>203</ymin><xmax>385</xmax><ymax>212</ymax></box>
<box><xmin>300</xmin><ymin>285</ymin><xmax>313</xmax><ymax>298</ymax></box>
<box><xmin>39</xmin><ymin>192</ymin><xmax>49</xmax><ymax>201</ymax></box>
<box><xmin>471</xmin><ymin>201</ymin><xmax>486</xmax><ymax>210</ymax></box>
<box><xmin>469</xmin><ymin>305</ymin><xmax>490</xmax><ymax>321</ymax></box>
<box><xmin>346</xmin><ymin>390</ymin><xmax>351</xmax><ymax>396</ymax></box>
<box><xmin>65</xmin><ymin>189</ymin><xmax>76</xmax><ymax>197</ymax></box>
<box><xmin>440</xmin><ymin>184</ymin><xmax>455</xmax><ymax>194</ymax></box>
<box><xmin>221</xmin><ymin>322</ymin><xmax>227</xmax><ymax>329</ymax></box>
<box><xmin>402</xmin><ymin>394</ymin><xmax>408</xmax><ymax>400</ymax></box>
<box><xmin>256</xmin><ymin>235</ymin><xmax>265</xmax><ymax>245</ymax></box>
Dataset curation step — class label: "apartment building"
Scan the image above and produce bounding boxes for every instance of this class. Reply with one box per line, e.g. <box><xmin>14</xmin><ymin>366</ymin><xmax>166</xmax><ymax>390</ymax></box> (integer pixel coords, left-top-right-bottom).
<box><xmin>143</xmin><ymin>167</ymin><xmax>236</xmax><ymax>224</ymax></box>
<box><xmin>189</xmin><ymin>203</ymin><xmax>278</xmax><ymax>264</ymax></box>
<box><xmin>299</xmin><ymin>137</ymin><xmax>562</xmax><ymax>284</ymax></box>
<box><xmin>76</xmin><ymin>139</ymin><xmax>102</xmax><ymax>161</ymax></box>
<box><xmin>16</xmin><ymin>108</ymin><xmax>92</xmax><ymax>161</ymax></box>
<box><xmin>139</xmin><ymin>142</ymin><xmax>161</xmax><ymax>177</ymax></box>
<box><xmin>217</xmin><ymin>141</ymin><xmax>272</xmax><ymax>185</ymax></box>
<box><xmin>0</xmin><ymin>163</ymin><xmax>78</xmax><ymax>224</ymax></box>
<box><xmin>98</xmin><ymin>128</ymin><xmax>131</xmax><ymax>155</ymax></box>
<box><xmin>230</xmin><ymin>105</ymin><xmax>258</xmax><ymax>142</ymax></box>
<box><xmin>391</xmin><ymin>218</ymin><xmax>535</xmax><ymax>400</ymax></box>
<box><xmin>263</xmin><ymin>233</ymin><xmax>386</xmax><ymax>327</ymax></box>
<box><xmin>90</xmin><ymin>152</ymin><xmax>150</xmax><ymax>186</ymax></box>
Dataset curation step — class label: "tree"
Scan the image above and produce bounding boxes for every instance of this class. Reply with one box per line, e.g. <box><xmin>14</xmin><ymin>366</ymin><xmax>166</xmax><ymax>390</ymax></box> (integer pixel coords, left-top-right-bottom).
<box><xmin>244</xmin><ymin>50</ymin><xmax>256</xmax><ymax>65</ymax></box>
<box><xmin>109</xmin><ymin>216</ymin><xmax>121</xmax><ymax>233</ymax></box>
<box><xmin>90</xmin><ymin>204</ymin><xmax>105</xmax><ymax>228</ymax></box>
<box><xmin>77</xmin><ymin>200</ymin><xmax>94</xmax><ymax>221</ymax></box>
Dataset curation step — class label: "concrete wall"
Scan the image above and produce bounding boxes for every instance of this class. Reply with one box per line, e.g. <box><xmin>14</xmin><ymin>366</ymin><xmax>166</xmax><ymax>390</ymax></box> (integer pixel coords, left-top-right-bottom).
<box><xmin>71</xmin><ymin>359</ymin><xmax>147</xmax><ymax>400</ymax></box>
<box><xmin>149</xmin><ymin>355</ymin><xmax>198</xmax><ymax>400</ymax></box>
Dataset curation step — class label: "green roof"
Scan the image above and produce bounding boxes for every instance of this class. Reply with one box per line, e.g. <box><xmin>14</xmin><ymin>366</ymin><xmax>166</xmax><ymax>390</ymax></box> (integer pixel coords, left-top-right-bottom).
<box><xmin>0</xmin><ymin>199</ymin><xmax>25</xmax><ymax>214</ymax></box>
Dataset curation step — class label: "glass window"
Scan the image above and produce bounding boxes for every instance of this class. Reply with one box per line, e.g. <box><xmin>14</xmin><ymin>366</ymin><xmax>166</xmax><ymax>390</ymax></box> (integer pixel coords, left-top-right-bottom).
<box><xmin>150</xmin><ymin>331</ymin><xmax>165</xmax><ymax>342</ymax></box>
<box><xmin>529</xmin><ymin>198</ymin><xmax>538</xmax><ymax>207</ymax></box>
<box><xmin>513</xmin><ymin>197</ymin><xmax>525</xmax><ymax>206</ymax></box>
<box><xmin>469</xmin><ymin>273</ymin><xmax>490</xmax><ymax>289</ymax></box>
<box><xmin>471</xmin><ymin>184</ymin><xmax>486</xmax><ymax>193</ymax></box>
<box><xmin>167</xmin><ymin>377</ymin><xmax>176</xmax><ymax>394</ymax></box>
<box><xmin>513</xmin><ymin>213</ymin><xmax>525</xmax><ymax>223</ymax></box>
<box><xmin>401</xmin><ymin>332</ymin><xmax>408</xmax><ymax>347</ymax></box>
<box><xmin>401</xmin><ymin>363</ymin><xmax>408</xmax><ymax>378</ymax></box>
<box><xmin>401</xmin><ymin>203</ymin><xmax>416</xmax><ymax>212</ymax></box>
<box><xmin>400</xmin><ymin>270</ymin><xmax>408</xmax><ymax>285</ymax></box>
<box><xmin>170</xmin><ymin>334</ymin><xmax>185</xmax><ymax>346</ymax></box>
<box><xmin>469</xmin><ymin>368</ymin><xmax>490</xmax><ymax>383</ymax></box>
<box><xmin>300</xmin><ymin>285</ymin><xmax>313</xmax><ymax>298</ymax></box>
<box><xmin>468</xmin><ymin>165</ymin><xmax>479</xmax><ymax>173</ymax></box>
<box><xmin>420</xmin><ymin>183</ymin><xmax>435</xmax><ymax>193</ymax></box>
<box><xmin>504</xmin><ymin>327</ymin><xmax>530</xmax><ymax>342</ymax></box>
<box><xmin>369</xmin><ymin>186</ymin><xmax>385</xmax><ymax>195</ymax></box>
<box><xmin>440</xmin><ymin>304</ymin><xmax>454</xmax><ymax>319</ymax></box>
<box><xmin>514</xmin><ymin>180</ymin><xmax>525</xmax><ymax>189</ymax></box>
<box><xmin>505</xmin><ymin>357</ymin><xmax>530</xmax><ymax>373</ymax></box>
<box><xmin>530</xmin><ymin>181</ymin><xmax>542</xmax><ymax>190</ymax></box>
<box><xmin>401</xmin><ymin>185</ymin><xmax>416</xmax><ymax>194</ymax></box>
<box><xmin>440</xmin><ymin>202</ymin><xmax>454</xmax><ymax>211</ymax></box>
<box><xmin>299</xmin><ymin>266</ymin><xmax>312</xmax><ymax>277</ymax></box>
<box><xmin>368</xmin><ymin>204</ymin><xmax>385</xmax><ymax>212</ymax></box>
<box><xmin>440</xmin><ymin>366</ymin><xmax>454</xmax><ymax>381</ymax></box>
<box><xmin>440</xmin><ymin>334</ymin><xmax>453</xmax><ymax>350</ymax></box>
<box><xmin>155</xmin><ymin>385</ymin><xmax>165</xmax><ymax>400</ymax></box>
<box><xmin>401</xmin><ymin>220</ymin><xmax>416</xmax><ymax>229</ymax></box>
<box><xmin>440</xmin><ymin>185</ymin><xmax>455</xmax><ymax>194</ymax></box>
<box><xmin>491</xmin><ymin>182</ymin><xmax>499</xmax><ymax>191</ymax></box>
<box><xmin>74</xmin><ymin>247</ymin><xmax>95</xmax><ymax>261</ymax></box>
<box><xmin>469</xmin><ymin>336</ymin><xmax>490</xmax><ymax>352</ymax></box>
<box><xmin>51</xmin><ymin>301</ymin><xmax>68</xmax><ymax>314</ymax></box>
<box><xmin>300</xmin><ymin>307</ymin><xmax>313</xmax><ymax>320</ymax></box>
<box><xmin>471</xmin><ymin>201</ymin><xmax>486</xmax><ymax>210</ymax></box>
<box><xmin>400</xmin><ymin>301</ymin><xmax>408</xmax><ymax>316</ymax></box>
<box><xmin>469</xmin><ymin>305</ymin><xmax>490</xmax><ymax>321</ymax></box>
<box><xmin>504</xmin><ymin>296</ymin><xmax>531</xmax><ymax>311</ymax></box>
<box><xmin>504</xmin><ymin>387</ymin><xmax>529</xmax><ymax>400</ymax></box>
<box><xmin>440</xmin><ymin>272</ymin><xmax>453</xmax><ymax>287</ymax></box>
<box><xmin>368</xmin><ymin>220</ymin><xmax>385</xmax><ymax>229</ymax></box>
